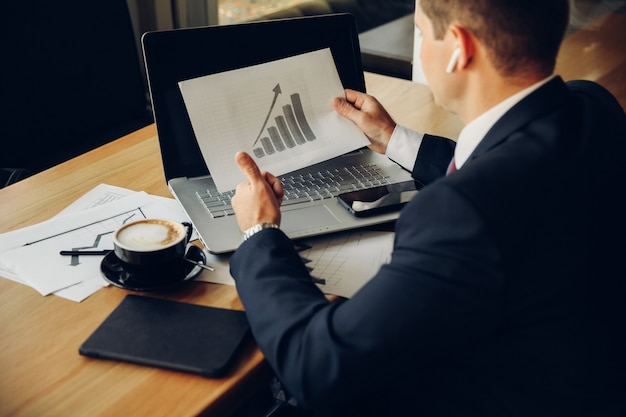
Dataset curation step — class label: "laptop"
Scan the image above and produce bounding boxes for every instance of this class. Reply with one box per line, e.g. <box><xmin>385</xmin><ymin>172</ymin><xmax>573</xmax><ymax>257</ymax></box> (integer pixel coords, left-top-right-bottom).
<box><xmin>142</xmin><ymin>13</ymin><xmax>414</xmax><ymax>254</ymax></box>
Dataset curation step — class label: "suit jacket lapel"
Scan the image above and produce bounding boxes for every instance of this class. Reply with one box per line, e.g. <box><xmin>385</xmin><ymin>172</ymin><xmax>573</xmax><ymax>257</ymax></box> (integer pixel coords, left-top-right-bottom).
<box><xmin>467</xmin><ymin>76</ymin><xmax>571</xmax><ymax>162</ymax></box>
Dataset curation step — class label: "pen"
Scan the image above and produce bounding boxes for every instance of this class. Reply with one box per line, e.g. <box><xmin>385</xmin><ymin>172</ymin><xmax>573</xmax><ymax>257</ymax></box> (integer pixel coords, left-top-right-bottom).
<box><xmin>59</xmin><ymin>250</ymin><xmax>215</xmax><ymax>271</ymax></box>
<box><xmin>60</xmin><ymin>250</ymin><xmax>112</xmax><ymax>256</ymax></box>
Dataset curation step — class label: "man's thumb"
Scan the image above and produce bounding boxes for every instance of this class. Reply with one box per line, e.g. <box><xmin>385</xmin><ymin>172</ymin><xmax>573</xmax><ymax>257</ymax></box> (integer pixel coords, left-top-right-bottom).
<box><xmin>235</xmin><ymin>151</ymin><xmax>262</xmax><ymax>182</ymax></box>
<box><xmin>333</xmin><ymin>96</ymin><xmax>354</xmax><ymax>117</ymax></box>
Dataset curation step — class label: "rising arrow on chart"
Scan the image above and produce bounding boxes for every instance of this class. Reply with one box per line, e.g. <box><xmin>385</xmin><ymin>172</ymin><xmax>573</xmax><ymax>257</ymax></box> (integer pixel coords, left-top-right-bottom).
<box><xmin>252</xmin><ymin>83</ymin><xmax>282</xmax><ymax>147</ymax></box>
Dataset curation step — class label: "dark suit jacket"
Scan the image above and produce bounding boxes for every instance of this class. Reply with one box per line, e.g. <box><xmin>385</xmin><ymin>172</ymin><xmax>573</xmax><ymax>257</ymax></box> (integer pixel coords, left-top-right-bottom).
<box><xmin>230</xmin><ymin>77</ymin><xmax>626</xmax><ymax>416</ymax></box>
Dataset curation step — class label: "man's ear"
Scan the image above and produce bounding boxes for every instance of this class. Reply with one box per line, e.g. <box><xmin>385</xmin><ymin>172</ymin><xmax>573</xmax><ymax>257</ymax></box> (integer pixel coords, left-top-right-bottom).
<box><xmin>446</xmin><ymin>24</ymin><xmax>475</xmax><ymax>73</ymax></box>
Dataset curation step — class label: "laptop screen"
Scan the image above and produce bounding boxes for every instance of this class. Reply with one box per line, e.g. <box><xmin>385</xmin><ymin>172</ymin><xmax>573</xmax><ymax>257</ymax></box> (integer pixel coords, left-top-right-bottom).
<box><xmin>142</xmin><ymin>13</ymin><xmax>366</xmax><ymax>182</ymax></box>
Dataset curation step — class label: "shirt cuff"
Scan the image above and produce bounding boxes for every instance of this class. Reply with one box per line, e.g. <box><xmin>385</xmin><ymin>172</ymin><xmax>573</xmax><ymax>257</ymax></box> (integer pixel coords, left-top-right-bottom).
<box><xmin>386</xmin><ymin>125</ymin><xmax>424</xmax><ymax>172</ymax></box>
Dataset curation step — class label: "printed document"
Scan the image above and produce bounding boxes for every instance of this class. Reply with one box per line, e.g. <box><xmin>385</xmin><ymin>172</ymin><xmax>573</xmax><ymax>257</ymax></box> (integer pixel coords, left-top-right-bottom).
<box><xmin>179</xmin><ymin>48</ymin><xmax>370</xmax><ymax>192</ymax></box>
<box><xmin>0</xmin><ymin>185</ymin><xmax>191</xmax><ymax>302</ymax></box>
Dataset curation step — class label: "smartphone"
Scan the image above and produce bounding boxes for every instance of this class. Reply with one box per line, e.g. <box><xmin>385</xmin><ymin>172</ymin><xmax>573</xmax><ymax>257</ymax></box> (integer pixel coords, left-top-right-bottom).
<box><xmin>337</xmin><ymin>180</ymin><xmax>421</xmax><ymax>217</ymax></box>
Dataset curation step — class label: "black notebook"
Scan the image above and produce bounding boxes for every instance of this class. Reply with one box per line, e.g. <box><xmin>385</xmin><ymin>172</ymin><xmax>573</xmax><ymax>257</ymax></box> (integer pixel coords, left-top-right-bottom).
<box><xmin>79</xmin><ymin>295</ymin><xmax>250</xmax><ymax>377</ymax></box>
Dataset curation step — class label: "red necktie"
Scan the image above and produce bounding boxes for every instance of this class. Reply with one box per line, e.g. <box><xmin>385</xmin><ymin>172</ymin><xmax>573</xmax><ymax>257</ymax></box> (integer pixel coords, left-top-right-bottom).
<box><xmin>446</xmin><ymin>158</ymin><xmax>457</xmax><ymax>175</ymax></box>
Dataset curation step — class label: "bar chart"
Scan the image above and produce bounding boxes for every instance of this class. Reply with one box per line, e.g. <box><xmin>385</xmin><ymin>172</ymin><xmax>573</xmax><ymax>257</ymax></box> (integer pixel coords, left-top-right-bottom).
<box><xmin>252</xmin><ymin>83</ymin><xmax>317</xmax><ymax>158</ymax></box>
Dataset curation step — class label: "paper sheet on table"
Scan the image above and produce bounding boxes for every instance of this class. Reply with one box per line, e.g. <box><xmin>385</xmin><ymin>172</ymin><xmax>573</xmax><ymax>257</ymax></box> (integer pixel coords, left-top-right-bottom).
<box><xmin>193</xmin><ymin>230</ymin><xmax>395</xmax><ymax>298</ymax></box>
<box><xmin>194</xmin><ymin>252</ymin><xmax>234</xmax><ymax>286</ymax></box>
<box><xmin>55</xmin><ymin>183</ymin><xmax>138</xmax><ymax>216</ymax></box>
<box><xmin>0</xmin><ymin>188</ymin><xmax>190</xmax><ymax>301</ymax></box>
<box><xmin>54</xmin><ymin>184</ymin><xmax>195</xmax><ymax>301</ymax></box>
<box><xmin>297</xmin><ymin>230</ymin><xmax>394</xmax><ymax>298</ymax></box>
<box><xmin>179</xmin><ymin>48</ymin><xmax>370</xmax><ymax>192</ymax></box>
<box><xmin>0</xmin><ymin>184</ymin><xmax>139</xmax><ymax>255</ymax></box>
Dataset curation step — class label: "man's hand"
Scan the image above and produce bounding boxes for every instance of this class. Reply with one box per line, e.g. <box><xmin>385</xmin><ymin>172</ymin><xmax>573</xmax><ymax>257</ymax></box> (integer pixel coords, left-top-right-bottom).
<box><xmin>231</xmin><ymin>151</ymin><xmax>284</xmax><ymax>232</ymax></box>
<box><xmin>333</xmin><ymin>89</ymin><xmax>396</xmax><ymax>154</ymax></box>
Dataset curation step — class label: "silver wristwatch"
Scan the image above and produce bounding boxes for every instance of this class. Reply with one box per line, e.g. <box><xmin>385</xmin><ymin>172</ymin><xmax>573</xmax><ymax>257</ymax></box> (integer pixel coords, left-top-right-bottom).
<box><xmin>242</xmin><ymin>222</ymin><xmax>279</xmax><ymax>241</ymax></box>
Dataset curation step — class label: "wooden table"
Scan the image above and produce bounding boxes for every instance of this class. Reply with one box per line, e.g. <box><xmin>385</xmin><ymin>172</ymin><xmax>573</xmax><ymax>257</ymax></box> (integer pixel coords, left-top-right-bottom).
<box><xmin>0</xmin><ymin>71</ymin><xmax>459</xmax><ymax>417</ymax></box>
<box><xmin>1</xmin><ymin>11</ymin><xmax>623</xmax><ymax>413</ymax></box>
<box><xmin>0</xmin><ymin>120</ymin><xmax>267</xmax><ymax>416</ymax></box>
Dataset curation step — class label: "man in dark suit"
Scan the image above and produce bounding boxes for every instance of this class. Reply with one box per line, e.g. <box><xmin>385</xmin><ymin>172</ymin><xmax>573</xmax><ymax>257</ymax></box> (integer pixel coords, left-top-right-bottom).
<box><xmin>229</xmin><ymin>0</ymin><xmax>626</xmax><ymax>415</ymax></box>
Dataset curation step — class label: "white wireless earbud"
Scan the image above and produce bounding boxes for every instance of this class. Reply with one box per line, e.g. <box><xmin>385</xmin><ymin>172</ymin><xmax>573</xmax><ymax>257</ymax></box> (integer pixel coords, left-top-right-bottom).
<box><xmin>446</xmin><ymin>47</ymin><xmax>461</xmax><ymax>74</ymax></box>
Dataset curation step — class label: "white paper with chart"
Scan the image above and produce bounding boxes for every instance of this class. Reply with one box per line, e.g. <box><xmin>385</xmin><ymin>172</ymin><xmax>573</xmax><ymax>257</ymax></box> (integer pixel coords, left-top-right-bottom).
<box><xmin>178</xmin><ymin>48</ymin><xmax>370</xmax><ymax>192</ymax></box>
<box><xmin>296</xmin><ymin>230</ymin><xmax>394</xmax><ymax>298</ymax></box>
<box><xmin>0</xmin><ymin>189</ymin><xmax>190</xmax><ymax>300</ymax></box>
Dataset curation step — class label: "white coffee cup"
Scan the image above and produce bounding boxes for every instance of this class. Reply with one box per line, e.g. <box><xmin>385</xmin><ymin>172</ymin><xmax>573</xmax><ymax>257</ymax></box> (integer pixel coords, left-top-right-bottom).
<box><xmin>113</xmin><ymin>219</ymin><xmax>192</xmax><ymax>267</ymax></box>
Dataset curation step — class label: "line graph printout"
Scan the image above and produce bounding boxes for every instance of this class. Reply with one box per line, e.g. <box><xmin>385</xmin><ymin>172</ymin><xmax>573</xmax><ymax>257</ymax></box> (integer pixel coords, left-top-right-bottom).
<box><xmin>297</xmin><ymin>230</ymin><xmax>394</xmax><ymax>298</ymax></box>
<box><xmin>0</xmin><ymin>191</ymin><xmax>187</xmax><ymax>298</ymax></box>
<box><xmin>179</xmin><ymin>48</ymin><xmax>370</xmax><ymax>192</ymax></box>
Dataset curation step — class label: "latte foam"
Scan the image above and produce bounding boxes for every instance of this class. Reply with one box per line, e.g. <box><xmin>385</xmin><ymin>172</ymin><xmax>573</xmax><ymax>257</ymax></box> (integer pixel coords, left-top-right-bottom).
<box><xmin>115</xmin><ymin>220</ymin><xmax>184</xmax><ymax>251</ymax></box>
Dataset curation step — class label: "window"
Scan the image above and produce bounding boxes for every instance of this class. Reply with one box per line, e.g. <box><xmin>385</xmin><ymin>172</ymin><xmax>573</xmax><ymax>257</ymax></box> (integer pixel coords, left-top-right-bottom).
<box><xmin>219</xmin><ymin>0</ymin><xmax>311</xmax><ymax>25</ymax></box>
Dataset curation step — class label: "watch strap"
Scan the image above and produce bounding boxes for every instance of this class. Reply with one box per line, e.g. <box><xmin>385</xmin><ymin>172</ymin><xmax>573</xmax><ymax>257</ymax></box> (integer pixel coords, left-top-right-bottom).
<box><xmin>242</xmin><ymin>222</ymin><xmax>279</xmax><ymax>241</ymax></box>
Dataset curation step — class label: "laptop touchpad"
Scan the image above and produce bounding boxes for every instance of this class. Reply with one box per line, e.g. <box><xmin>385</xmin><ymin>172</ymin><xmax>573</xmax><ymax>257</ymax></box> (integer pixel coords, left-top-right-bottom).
<box><xmin>281</xmin><ymin>205</ymin><xmax>339</xmax><ymax>234</ymax></box>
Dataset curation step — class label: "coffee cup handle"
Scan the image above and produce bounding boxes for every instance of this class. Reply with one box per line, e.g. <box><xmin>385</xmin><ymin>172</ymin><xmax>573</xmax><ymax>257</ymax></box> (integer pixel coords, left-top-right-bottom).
<box><xmin>182</xmin><ymin>222</ymin><xmax>193</xmax><ymax>244</ymax></box>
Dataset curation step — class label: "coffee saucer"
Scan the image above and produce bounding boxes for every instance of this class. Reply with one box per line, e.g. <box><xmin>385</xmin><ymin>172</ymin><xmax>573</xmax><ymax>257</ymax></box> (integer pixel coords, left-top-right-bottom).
<box><xmin>100</xmin><ymin>245</ymin><xmax>206</xmax><ymax>292</ymax></box>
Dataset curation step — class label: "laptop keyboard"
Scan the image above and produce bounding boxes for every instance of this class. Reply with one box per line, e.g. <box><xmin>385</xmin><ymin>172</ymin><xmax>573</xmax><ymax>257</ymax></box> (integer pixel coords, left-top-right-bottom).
<box><xmin>196</xmin><ymin>164</ymin><xmax>391</xmax><ymax>218</ymax></box>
